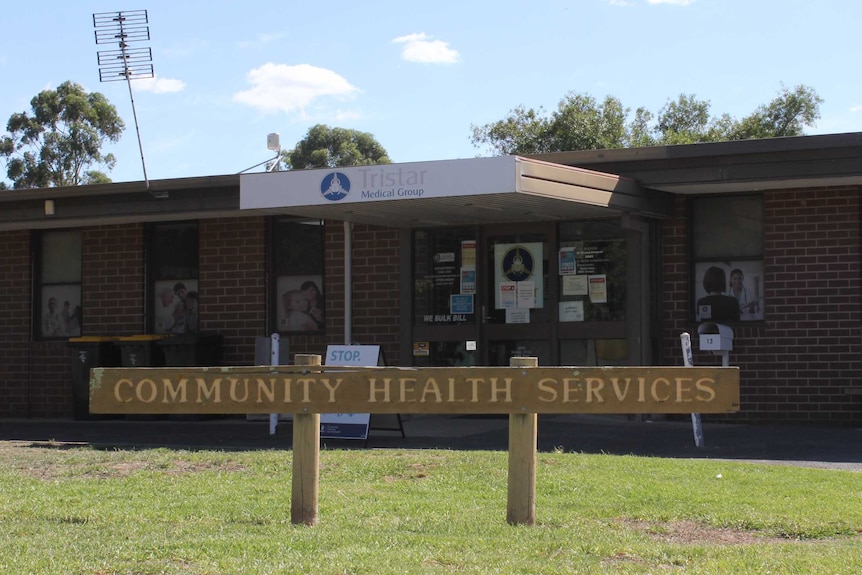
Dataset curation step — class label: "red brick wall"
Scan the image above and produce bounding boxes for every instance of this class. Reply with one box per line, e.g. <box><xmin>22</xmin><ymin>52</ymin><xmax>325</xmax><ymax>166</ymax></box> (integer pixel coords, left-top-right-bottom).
<box><xmin>83</xmin><ymin>225</ymin><xmax>146</xmax><ymax>334</ymax></box>
<box><xmin>0</xmin><ymin>218</ymin><xmax>403</xmax><ymax>417</ymax></box>
<box><xmin>9</xmin><ymin>186</ymin><xmax>860</xmax><ymax>423</ymax></box>
<box><xmin>9</xmin><ymin>225</ymin><xmax>146</xmax><ymax>417</ymax></box>
<box><xmin>273</xmin><ymin>222</ymin><xmax>401</xmax><ymax>365</ymax></box>
<box><xmin>0</xmin><ymin>231</ymin><xmax>32</xmax><ymax>416</ymax></box>
<box><xmin>198</xmin><ymin>217</ymin><xmax>267</xmax><ymax>365</ymax></box>
<box><xmin>350</xmin><ymin>224</ymin><xmax>402</xmax><ymax>365</ymax></box>
<box><xmin>661</xmin><ymin>187</ymin><xmax>862</xmax><ymax>424</ymax></box>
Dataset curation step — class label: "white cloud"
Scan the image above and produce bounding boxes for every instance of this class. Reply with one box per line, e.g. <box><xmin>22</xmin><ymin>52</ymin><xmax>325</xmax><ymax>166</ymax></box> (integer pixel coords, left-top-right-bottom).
<box><xmin>851</xmin><ymin>105</ymin><xmax>862</xmax><ymax>113</ymax></box>
<box><xmin>648</xmin><ymin>0</ymin><xmax>694</xmax><ymax>5</ymax></box>
<box><xmin>393</xmin><ymin>33</ymin><xmax>460</xmax><ymax>64</ymax></box>
<box><xmin>233</xmin><ymin>63</ymin><xmax>360</xmax><ymax>114</ymax></box>
<box><xmin>134</xmin><ymin>76</ymin><xmax>186</xmax><ymax>94</ymax></box>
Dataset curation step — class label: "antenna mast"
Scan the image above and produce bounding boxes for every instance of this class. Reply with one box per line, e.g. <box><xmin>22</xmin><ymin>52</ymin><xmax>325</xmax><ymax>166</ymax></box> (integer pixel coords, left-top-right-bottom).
<box><xmin>93</xmin><ymin>10</ymin><xmax>160</xmax><ymax>196</ymax></box>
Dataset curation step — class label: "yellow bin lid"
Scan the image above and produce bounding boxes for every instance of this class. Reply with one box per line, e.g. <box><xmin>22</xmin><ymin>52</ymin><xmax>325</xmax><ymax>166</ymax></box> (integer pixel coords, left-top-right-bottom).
<box><xmin>116</xmin><ymin>334</ymin><xmax>167</xmax><ymax>342</ymax></box>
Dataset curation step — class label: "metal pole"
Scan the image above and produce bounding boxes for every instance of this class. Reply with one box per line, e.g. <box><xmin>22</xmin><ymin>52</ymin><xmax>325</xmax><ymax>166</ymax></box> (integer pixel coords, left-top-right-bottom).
<box><xmin>680</xmin><ymin>332</ymin><xmax>705</xmax><ymax>448</ymax></box>
<box><xmin>344</xmin><ymin>221</ymin><xmax>353</xmax><ymax>345</ymax></box>
<box><xmin>124</xmin><ymin>75</ymin><xmax>150</xmax><ymax>190</ymax></box>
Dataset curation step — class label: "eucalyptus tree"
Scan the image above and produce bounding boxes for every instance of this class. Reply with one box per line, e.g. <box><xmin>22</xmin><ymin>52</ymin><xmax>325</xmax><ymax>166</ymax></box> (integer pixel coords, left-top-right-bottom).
<box><xmin>1</xmin><ymin>81</ymin><xmax>124</xmax><ymax>189</ymax></box>
<box><xmin>471</xmin><ymin>84</ymin><xmax>822</xmax><ymax>155</ymax></box>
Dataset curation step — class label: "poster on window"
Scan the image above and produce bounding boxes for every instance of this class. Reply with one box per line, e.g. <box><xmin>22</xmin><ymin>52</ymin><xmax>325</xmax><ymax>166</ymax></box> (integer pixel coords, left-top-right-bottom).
<box><xmin>559</xmin><ymin>247</ymin><xmax>576</xmax><ymax>275</ymax></box>
<box><xmin>460</xmin><ymin>267</ymin><xmax>476</xmax><ymax>294</ymax></box>
<box><xmin>494</xmin><ymin>242</ymin><xmax>543</xmax><ymax>309</ymax></box>
<box><xmin>277</xmin><ymin>275</ymin><xmax>324</xmax><ymax>333</ymax></box>
<box><xmin>694</xmin><ymin>261</ymin><xmax>764</xmax><ymax>322</ymax></box>
<box><xmin>155</xmin><ymin>280</ymin><xmax>199</xmax><ymax>335</ymax></box>
<box><xmin>41</xmin><ymin>285</ymin><xmax>82</xmax><ymax>338</ymax></box>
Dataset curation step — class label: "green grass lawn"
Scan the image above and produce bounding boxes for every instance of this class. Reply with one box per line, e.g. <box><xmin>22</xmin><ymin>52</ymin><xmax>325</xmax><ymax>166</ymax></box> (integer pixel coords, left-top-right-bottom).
<box><xmin>0</xmin><ymin>443</ymin><xmax>860</xmax><ymax>574</ymax></box>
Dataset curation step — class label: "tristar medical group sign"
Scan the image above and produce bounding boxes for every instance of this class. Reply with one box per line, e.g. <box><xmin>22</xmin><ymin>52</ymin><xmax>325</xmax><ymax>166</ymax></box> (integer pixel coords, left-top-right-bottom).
<box><xmin>239</xmin><ymin>156</ymin><xmax>519</xmax><ymax>209</ymax></box>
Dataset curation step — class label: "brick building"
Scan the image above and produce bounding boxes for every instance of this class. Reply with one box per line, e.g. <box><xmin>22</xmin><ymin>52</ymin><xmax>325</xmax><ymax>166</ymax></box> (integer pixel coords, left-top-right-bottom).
<box><xmin>1</xmin><ymin>132</ymin><xmax>860</xmax><ymax>423</ymax></box>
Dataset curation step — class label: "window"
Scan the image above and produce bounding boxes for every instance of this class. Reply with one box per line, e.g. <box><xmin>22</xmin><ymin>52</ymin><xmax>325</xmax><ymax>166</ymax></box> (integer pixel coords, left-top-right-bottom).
<box><xmin>149</xmin><ymin>222</ymin><xmax>199</xmax><ymax>334</ymax></box>
<box><xmin>35</xmin><ymin>230</ymin><xmax>82</xmax><ymax>339</ymax></box>
<box><xmin>272</xmin><ymin>219</ymin><xmax>325</xmax><ymax>334</ymax></box>
<box><xmin>413</xmin><ymin>227</ymin><xmax>477</xmax><ymax>326</ymax></box>
<box><xmin>690</xmin><ymin>195</ymin><xmax>763</xmax><ymax>322</ymax></box>
<box><xmin>558</xmin><ymin>220</ymin><xmax>627</xmax><ymax>322</ymax></box>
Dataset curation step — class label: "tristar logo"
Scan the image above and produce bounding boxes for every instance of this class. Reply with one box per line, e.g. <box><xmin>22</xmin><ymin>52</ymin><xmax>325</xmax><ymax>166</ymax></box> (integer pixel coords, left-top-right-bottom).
<box><xmin>320</xmin><ymin>172</ymin><xmax>350</xmax><ymax>201</ymax></box>
<box><xmin>501</xmin><ymin>245</ymin><xmax>534</xmax><ymax>282</ymax></box>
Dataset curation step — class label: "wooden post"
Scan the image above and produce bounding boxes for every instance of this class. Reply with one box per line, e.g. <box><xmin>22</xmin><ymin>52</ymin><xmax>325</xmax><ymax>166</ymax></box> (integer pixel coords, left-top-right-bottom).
<box><xmin>507</xmin><ymin>356</ymin><xmax>538</xmax><ymax>525</ymax></box>
<box><xmin>291</xmin><ymin>354</ymin><xmax>321</xmax><ymax>526</ymax></box>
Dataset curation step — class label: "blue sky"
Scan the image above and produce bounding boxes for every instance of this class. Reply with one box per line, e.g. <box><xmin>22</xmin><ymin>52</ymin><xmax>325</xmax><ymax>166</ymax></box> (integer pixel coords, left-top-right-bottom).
<box><xmin>2</xmin><ymin>0</ymin><xmax>861</xmax><ymax>185</ymax></box>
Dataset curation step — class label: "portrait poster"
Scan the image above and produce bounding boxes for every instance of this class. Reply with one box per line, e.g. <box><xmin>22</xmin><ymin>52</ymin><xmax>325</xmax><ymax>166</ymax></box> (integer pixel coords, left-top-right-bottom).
<box><xmin>277</xmin><ymin>275</ymin><xmax>324</xmax><ymax>333</ymax></box>
<box><xmin>154</xmin><ymin>279</ymin><xmax>199</xmax><ymax>335</ymax></box>
<box><xmin>694</xmin><ymin>261</ymin><xmax>764</xmax><ymax>322</ymax></box>
<box><xmin>494</xmin><ymin>242</ymin><xmax>544</xmax><ymax>309</ymax></box>
<box><xmin>40</xmin><ymin>285</ymin><xmax>82</xmax><ymax>338</ymax></box>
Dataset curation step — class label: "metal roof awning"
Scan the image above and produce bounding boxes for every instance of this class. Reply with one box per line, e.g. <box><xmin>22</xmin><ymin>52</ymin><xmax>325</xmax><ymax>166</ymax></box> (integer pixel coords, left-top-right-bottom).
<box><xmin>0</xmin><ymin>157</ymin><xmax>671</xmax><ymax>231</ymax></box>
<box><xmin>2</xmin><ymin>132</ymin><xmax>860</xmax><ymax>231</ymax></box>
<box><xmin>530</xmin><ymin>132</ymin><xmax>862</xmax><ymax>194</ymax></box>
<box><xmin>239</xmin><ymin>156</ymin><xmax>674</xmax><ymax>227</ymax></box>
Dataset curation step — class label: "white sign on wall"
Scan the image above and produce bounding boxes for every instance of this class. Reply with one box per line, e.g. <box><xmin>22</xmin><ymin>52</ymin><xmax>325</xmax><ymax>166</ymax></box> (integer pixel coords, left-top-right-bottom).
<box><xmin>240</xmin><ymin>156</ymin><xmax>518</xmax><ymax>210</ymax></box>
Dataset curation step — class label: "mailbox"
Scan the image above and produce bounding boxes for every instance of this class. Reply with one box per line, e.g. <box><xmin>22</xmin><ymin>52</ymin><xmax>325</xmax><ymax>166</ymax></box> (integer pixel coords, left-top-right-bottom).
<box><xmin>697</xmin><ymin>323</ymin><xmax>733</xmax><ymax>352</ymax></box>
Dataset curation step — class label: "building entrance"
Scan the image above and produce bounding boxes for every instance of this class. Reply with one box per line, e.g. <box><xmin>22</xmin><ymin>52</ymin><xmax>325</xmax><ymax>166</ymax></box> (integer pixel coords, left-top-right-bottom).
<box><xmin>409</xmin><ymin>219</ymin><xmax>642</xmax><ymax>368</ymax></box>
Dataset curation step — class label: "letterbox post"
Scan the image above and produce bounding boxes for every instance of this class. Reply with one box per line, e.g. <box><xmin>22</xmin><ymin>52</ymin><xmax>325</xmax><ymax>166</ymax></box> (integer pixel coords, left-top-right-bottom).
<box><xmin>507</xmin><ymin>356</ymin><xmax>538</xmax><ymax>525</ymax></box>
<box><xmin>291</xmin><ymin>353</ymin><xmax>322</xmax><ymax>526</ymax></box>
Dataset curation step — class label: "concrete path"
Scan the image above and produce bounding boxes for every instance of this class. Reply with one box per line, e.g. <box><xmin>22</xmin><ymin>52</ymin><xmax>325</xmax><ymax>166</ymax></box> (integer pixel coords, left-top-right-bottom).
<box><xmin>0</xmin><ymin>414</ymin><xmax>860</xmax><ymax>471</ymax></box>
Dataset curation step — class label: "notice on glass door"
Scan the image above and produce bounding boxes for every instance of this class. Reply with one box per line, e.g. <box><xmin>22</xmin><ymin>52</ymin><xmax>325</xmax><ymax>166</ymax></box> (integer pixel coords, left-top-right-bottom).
<box><xmin>494</xmin><ymin>242</ymin><xmax>543</xmax><ymax>309</ymax></box>
<box><xmin>499</xmin><ymin>282</ymin><xmax>517</xmax><ymax>308</ymax></box>
<box><xmin>559</xmin><ymin>247</ymin><xmax>576</xmax><ymax>275</ymax></box>
<box><xmin>506</xmin><ymin>308</ymin><xmax>530</xmax><ymax>324</ymax></box>
<box><xmin>559</xmin><ymin>300</ymin><xmax>584</xmax><ymax>322</ymax></box>
<box><xmin>588</xmin><ymin>274</ymin><xmax>608</xmax><ymax>303</ymax></box>
<box><xmin>516</xmin><ymin>281</ymin><xmax>536</xmax><ymax>308</ymax></box>
<box><xmin>562</xmin><ymin>274</ymin><xmax>588</xmax><ymax>296</ymax></box>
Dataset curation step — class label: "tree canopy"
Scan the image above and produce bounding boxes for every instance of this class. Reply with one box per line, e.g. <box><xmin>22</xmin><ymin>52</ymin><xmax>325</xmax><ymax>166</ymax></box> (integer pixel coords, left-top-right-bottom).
<box><xmin>284</xmin><ymin>124</ymin><xmax>391</xmax><ymax>169</ymax></box>
<box><xmin>470</xmin><ymin>84</ymin><xmax>823</xmax><ymax>155</ymax></box>
<box><xmin>0</xmin><ymin>81</ymin><xmax>125</xmax><ymax>189</ymax></box>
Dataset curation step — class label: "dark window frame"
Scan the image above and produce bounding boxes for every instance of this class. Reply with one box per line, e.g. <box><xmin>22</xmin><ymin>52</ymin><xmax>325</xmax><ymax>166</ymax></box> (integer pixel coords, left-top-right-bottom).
<box><xmin>33</xmin><ymin>229</ymin><xmax>83</xmax><ymax>340</ymax></box>
<box><xmin>270</xmin><ymin>218</ymin><xmax>326</xmax><ymax>335</ymax></box>
<box><xmin>689</xmin><ymin>194</ymin><xmax>764</xmax><ymax>323</ymax></box>
<box><xmin>146</xmin><ymin>221</ymin><xmax>200</xmax><ymax>334</ymax></box>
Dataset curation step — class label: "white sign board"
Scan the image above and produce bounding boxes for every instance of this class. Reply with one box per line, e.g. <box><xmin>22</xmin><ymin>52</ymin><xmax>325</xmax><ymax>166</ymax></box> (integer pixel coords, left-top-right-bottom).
<box><xmin>240</xmin><ymin>156</ymin><xmax>518</xmax><ymax>210</ymax></box>
<box><xmin>321</xmin><ymin>345</ymin><xmax>382</xmax><ymax>440</ymax></box>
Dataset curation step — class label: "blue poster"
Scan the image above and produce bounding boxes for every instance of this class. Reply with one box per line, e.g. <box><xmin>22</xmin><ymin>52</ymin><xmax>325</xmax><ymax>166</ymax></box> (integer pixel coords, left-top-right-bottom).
<box><xmin>450</xmin><ymin>294</ymin><xmax>474</xmax><ymax>314</ymax></box>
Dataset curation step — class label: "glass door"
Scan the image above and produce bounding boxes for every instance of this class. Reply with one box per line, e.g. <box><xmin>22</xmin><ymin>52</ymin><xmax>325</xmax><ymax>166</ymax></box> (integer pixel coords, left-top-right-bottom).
<box><xmin>411</xmin><ymin>227</ymin><xmax>480</xmax><ymax>367</ymax></box>
<box><xmin>409</xmin><ymin>218</ymin><xmax>644</xmax><ymax>369</ymax></box>
<box><xmin>480</xmin><ymin>224</ymin><xmax>555</xmax><ymax>366</ymax></box>
<box><xmin>556</xmin><ymin>220</ymin><xmax>634</xmax><ymax>366</ymax></box>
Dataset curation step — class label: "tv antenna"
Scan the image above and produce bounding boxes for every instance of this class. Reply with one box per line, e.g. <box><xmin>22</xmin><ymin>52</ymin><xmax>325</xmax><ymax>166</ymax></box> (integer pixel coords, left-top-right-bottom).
<box><xmin>93</xmin><ymin>10</ymin><xmax>163</xmax><ymax>197</ymax></box>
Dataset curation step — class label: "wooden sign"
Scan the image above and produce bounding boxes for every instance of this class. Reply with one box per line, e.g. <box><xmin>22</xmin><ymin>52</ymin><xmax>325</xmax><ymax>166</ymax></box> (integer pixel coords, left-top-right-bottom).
<box><xmin>89</xmin><ymin>365</ymin><xmax>739</xmax><ymax>415</ymax></box>
<box><xmin>89</xmin><ymin>356</ymin><xmax>740</xmax><ymax>528</ymax></box>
